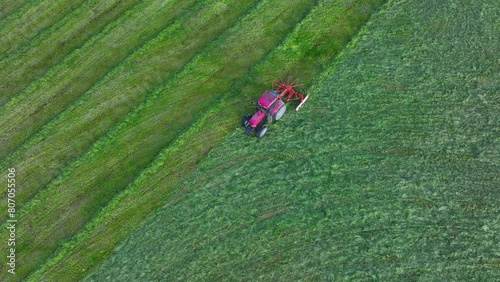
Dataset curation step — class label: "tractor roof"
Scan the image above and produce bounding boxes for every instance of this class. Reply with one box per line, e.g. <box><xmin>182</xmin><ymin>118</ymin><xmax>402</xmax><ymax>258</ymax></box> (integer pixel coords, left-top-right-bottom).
<box><xmin>257</xmin><ymin>90</ymin><xmax>279</xmax><ymax>109</ymax></box>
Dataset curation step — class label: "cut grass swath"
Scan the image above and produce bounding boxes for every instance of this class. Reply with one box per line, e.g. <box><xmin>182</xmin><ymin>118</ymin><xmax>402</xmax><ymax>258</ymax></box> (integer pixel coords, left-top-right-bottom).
<box><xmin>0</xmin><ymin>0</ymin><xmax>32</xmax><ymax>21</ymax></box>
<box><xmin>0</xmin><ymin>0</ymin><xmax>142</xmax><ymax>106</ymax></box>
<box><xmin>0</xmin><ymin>0</ymin><xmax>86</xmax><ymax>59</ymax></box>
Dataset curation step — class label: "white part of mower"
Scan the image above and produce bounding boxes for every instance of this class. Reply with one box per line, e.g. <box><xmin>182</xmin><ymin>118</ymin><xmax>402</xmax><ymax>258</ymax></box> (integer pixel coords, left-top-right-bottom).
<box><xmin>295</xmin><ymin>93</ymin><xmax>309</xmax><ymax>111</ymax></box>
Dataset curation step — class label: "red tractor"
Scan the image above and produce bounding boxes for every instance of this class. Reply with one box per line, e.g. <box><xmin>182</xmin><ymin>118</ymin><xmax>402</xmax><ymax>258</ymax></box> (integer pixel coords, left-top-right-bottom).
<box><xmin>242</xmin><ymin>80</ymin><xmax>309</xmax><ymax>137</ymax></box>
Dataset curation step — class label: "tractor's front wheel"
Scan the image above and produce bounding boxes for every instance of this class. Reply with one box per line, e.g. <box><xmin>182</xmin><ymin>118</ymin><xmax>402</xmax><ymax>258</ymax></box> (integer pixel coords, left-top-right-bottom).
<box><xmin>241</xmin><ymin>114</ymin><xmax>251</xmax><ymax>127</ymax></box>
<box><xmin>256</xmin><ymin>125</ymin><xmax>267</xmax><ymax>138</ymax></box>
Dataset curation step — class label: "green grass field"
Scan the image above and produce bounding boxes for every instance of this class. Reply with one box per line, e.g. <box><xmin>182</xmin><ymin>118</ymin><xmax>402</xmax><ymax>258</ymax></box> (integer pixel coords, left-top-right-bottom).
<box><xmin>0</xmin><ymin>0</ymin><xmax>386</xmax><ymax>280</ymax></box>
<box><xmin>84</xmin><ymin>0</ymin><xmax>499</xmax><ymax>280</ymax></box>
<box><xmin>0</xmin><ymin>0</ymin><xmax>498</xmax><ymax>280</ymax></box>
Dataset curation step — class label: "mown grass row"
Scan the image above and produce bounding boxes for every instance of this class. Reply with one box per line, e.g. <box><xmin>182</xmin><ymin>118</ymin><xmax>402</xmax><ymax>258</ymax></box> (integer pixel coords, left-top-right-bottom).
<box><xmin>0</xmin><ymin>0</ymin><xmax>318</xmax><ymax>280</ymax></box>
<box><xmin>0</xmin><ymin>0</ymin><xmax>86</xmax><ymax>59</ymax></box>
<box><xmin>0</xmin><ymin>0</ymin><xmax>198</xmax><ymax>159</ymax></box>
<box><xmin>0</xmin><ymin>0</ymin><xmax>31</xmax><ymax>21</ymax></box>
<box><xmin>0</xmin><ymin>0</ymin><xmax>142</xmax><ymax>106</ymax></box>
<box><xmin>85</xmin><ymin>0</ymin><xmax>499</xmax><ymax>280</ymax></box>
<box><xmin>27</xmin><ymin>0</ymin><xmax>386</xmax><ymax>281</ymax></box>
<box><xmin>0</xmin><ymin>0</ymin><xmax>257</xmax><ymax>223</ymax></box>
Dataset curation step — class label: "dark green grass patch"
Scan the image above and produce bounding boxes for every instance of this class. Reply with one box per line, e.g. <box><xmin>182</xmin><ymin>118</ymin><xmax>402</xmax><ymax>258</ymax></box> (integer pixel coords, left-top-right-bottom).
<box><xmin>85</xmin><ymin>0</ymin><xmax>499</xmax><ymax>280</ymax></box>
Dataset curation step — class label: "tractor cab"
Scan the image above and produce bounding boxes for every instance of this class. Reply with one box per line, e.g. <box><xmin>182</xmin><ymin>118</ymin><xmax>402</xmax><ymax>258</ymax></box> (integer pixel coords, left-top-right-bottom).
<box><xmin>257</xmin><ymin>90</ymin><xmax>280</xmax><ymax>110</ymax></box>
<box><xmin>248</xmin><ymin>89</ymin><xmax>285</xmax><ymax>127</ymax></box>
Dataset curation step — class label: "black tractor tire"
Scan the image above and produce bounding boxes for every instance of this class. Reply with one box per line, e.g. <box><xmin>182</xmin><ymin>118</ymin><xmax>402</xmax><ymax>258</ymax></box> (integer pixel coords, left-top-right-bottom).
<box><xmin>241</xmin><ymin>114</ymin><xmax>251</xmax><ymax>127</ymax></box>
<box><xmin>245</xmin><ymin>125</ymin><xmax>253</xmax><ymax>135</ymax></box>
<box><xmin>256</xmin><ymin>125</ymin><xmax>267</xmax><ymax>138</ymax></box>
<box><xmin>273</xmin><ymin>104</ymin><xmax>286</xmax><ymax>121</ymax></box>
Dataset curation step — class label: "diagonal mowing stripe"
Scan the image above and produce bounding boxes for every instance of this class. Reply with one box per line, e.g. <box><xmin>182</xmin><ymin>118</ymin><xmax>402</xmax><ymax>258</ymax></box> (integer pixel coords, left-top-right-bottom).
<box><xmin>0</xmin><ymin>0</ymin><xmax>32</xmax><ymax>21</ymax></box>
<box><xmin>0</xmin><ymin>0</ymin><xmax>86</xmax><ymax>59</ymax></box>
<box><xmin>0</xmin><ymin>0</ymin><xmax>143</xmax><ymax>104</ymax></box>
<box><xmin>0</xmin><ymin>0</ymin><xmax>198</xmax><ymax>158</ymax></box>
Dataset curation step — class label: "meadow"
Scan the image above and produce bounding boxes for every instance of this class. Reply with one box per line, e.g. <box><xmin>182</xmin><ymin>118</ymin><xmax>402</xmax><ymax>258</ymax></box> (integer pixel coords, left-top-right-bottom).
<box><xmin>0</xmin><ymin>0</ymin><xmax>385</xmax><ymax>280</ymax></box>
<box><xmin>85</xmin><ymin>0</ymin><xmax>499</xmax><ymax>280</ymax></box>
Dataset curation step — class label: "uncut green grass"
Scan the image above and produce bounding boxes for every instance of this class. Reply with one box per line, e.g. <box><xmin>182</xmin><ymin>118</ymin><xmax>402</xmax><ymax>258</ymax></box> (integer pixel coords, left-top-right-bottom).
<box><xmin>27</xmin><ymin>0</ymin><xmax>385</xmax><ymax>281</ymax></box>
<box><xmin>0</xmin><ymin>0</ymin><xmax>197</xmax><ymax>155</ymax></box>
<box><xmin>0</xmin><ymin>0</ymin><xmax>142</xmax><ymax>106</ymax></box>
<box><xmin>86</xmin><ymin>0</ymin><xmax>499</xmax><ymax>280</ymax></box>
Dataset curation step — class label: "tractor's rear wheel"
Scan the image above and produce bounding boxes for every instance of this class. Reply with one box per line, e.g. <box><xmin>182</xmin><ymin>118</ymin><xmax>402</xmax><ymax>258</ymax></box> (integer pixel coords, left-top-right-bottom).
<box><xmin>267</xmin><ymin>114</ymin><xmax>274</xmax><ymax>123</ymax></box>
<box><xmin>256</xmin><ymin>125</ymin><xmax>267</xmax><ymax>138</ymax></box>
<box><xmin>273</xmin><ymin>104</ymin><xmax>286</xmax><ymax>121</ymax></box>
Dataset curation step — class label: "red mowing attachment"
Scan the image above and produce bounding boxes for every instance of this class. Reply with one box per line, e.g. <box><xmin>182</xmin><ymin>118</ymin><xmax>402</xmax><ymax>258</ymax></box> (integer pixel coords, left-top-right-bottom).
<box><xmin>272</xmin><ymin>79</ymin><xmax>309</xmax><ymax>111</ymax></box>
